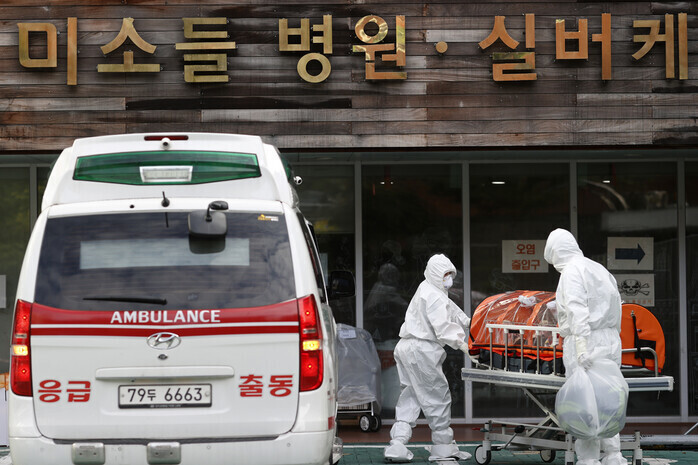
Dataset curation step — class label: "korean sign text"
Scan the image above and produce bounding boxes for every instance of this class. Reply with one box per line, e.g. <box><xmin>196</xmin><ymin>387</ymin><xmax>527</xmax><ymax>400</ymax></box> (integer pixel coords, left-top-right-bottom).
<box><xmin>17</xmin><ymin>11</ymin><xmax>690</xmax><ymax>86</ymax></box>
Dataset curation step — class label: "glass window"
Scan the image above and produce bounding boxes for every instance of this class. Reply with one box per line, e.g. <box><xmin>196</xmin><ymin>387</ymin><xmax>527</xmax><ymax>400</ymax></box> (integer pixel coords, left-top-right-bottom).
<box><xmin>295</xmin><ymin>165</ymin><xmax>356</xmax><ymax>325</ymax></box>
<box><xmin>36</xmin><ymin>212</ymin><xmax>295</xmax><ymax>311</ymax></box>
<box><xmin>688</xmin><ymin>162</ymin><xmax>698</xmax><ymax>415</ymax></box>
<box><xmin>362</xmin><ymin>164</ymin><xmax>463</xmax><ymax>417</ymax></box>
<box><xmin>297</xmin><ymin>211</ymin><xmax>328</xmax><ymax>303</ymax></box>
<box><xmin>38</xmin><ymin>166</ymin><xmax>51</xmax><ymax>213</ymax></box>
<box><xmin>578</xmin><ymin>162</ymin><xmax>679</xmax><ymax>416</ymax></box>
<box><xmin>0</xmin><ymin>168</ymin><xmax>31</xmax><ymax>372</ymax></box>
<box><xmin>470</xmin><ymin>163</ymin><xmax>569</xmax><ymax>418</ymax></box>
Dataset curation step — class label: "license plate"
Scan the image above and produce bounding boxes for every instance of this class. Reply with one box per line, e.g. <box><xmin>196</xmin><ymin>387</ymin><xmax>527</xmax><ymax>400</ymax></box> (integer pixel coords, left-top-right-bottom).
<box><xmin>119</xmin><ymin>384</ymin><xmax>212</xmax><ymax>408</ymax></box>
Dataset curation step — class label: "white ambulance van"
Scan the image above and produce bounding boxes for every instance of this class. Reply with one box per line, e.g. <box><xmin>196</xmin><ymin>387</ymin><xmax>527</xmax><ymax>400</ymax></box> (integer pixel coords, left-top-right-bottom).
<box><xmin>9</xmin><ymin>133</ymin><xmax>351</xmax><ymax>465</ymax></box>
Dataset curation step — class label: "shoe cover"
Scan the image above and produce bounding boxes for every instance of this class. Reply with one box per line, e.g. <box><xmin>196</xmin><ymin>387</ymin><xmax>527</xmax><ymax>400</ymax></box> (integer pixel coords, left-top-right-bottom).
<box><xmin>384</xmin><ymin>441</ymin><xmax>413</xmax><ymax>463</ymax></box>
<box><xmin>428</xmin><ymin>443</ymin><xmax>472</xmax><ymax>461</ymax></box>
<box><xmin>576</xmin><ymin>460</ymin><xmax>602</xmax><ymax>465</ymax></box>
<box><xmin>391</xmin><ymin>421</ymin><xmax>413</xmax><ymax>444</ymax></box>
<box><xmin>601</xmin><ymin>452</ymin><xmax>628</xmax><ymax>465</ymax></box>
<box><xmin>431</xmin><ymin>427</ymin><xmax>454</xmax><ymax>445</ymax></box>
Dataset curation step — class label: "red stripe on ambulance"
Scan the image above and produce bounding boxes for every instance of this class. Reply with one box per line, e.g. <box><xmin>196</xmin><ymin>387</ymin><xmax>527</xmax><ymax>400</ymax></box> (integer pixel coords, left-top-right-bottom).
<box><xmin>30</xmin><ymin>299</ymin><xmax>300</xmax><ymax>337</ymax></box>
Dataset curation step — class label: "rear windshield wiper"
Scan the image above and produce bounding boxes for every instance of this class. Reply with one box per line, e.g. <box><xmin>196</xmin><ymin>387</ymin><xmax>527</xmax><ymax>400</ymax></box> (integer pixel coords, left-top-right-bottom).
<box><xmin>83</xmin><ymin>295</ymin><xmax>167</xmax><ymax>305</ymax></box>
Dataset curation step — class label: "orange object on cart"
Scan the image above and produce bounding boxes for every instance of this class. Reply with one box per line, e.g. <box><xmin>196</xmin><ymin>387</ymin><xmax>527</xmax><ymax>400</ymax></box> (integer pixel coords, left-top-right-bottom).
<box><xmin>620</xmin><ymin>303</ymin><xmax>665</xmax><ymax>373</ymax></box>
<box><xmin>469</xmin><ymin>290</ymin><xmax>666</xmax><ymax>373</ymax></box>
<box><xmin>469</xmin><ymin>290</ymin><xmax>561</xmax><ymax>363</ymax></box>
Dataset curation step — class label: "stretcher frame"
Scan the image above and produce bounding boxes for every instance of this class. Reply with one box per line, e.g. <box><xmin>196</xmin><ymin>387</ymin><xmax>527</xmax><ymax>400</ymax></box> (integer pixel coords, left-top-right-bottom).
<box><xmin>337</xmin><ymin>400</ymin><xmax>382</xmax><ymax>432</ymax></box>
<box><xmin>462</xmin><ymin>322</ymin><xmax>674</xmax><ymax>465</ymax></box>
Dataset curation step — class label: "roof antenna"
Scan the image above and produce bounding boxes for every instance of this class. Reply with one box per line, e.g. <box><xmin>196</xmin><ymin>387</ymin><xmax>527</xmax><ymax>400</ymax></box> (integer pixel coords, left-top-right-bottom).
<box><xmin>161</xmin><ymin>191</ymin><xmax>170</xmax><ymax>207</ymax></box>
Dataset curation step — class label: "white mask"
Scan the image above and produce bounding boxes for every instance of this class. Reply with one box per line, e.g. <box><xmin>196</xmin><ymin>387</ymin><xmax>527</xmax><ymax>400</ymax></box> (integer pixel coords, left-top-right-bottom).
<box><xmin>443</xmin><ymin>275</ymin><xmax>454</xmax><ymax>290</ymax></box>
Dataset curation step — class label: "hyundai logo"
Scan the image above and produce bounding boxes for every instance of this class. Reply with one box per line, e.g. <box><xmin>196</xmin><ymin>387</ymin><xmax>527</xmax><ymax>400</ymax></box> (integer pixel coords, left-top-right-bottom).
<box><xmin>147</xmin><ymin>332</ymin><xmax>181</xmax><ymax>350</ymax></box>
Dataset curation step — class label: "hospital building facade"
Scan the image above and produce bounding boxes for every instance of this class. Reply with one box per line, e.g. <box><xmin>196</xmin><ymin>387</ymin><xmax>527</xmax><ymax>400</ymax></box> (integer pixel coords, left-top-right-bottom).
<box><xmin>0</xmin><ymin>0</ymin><xmax>697</xmax><ymax>425</ymax></box>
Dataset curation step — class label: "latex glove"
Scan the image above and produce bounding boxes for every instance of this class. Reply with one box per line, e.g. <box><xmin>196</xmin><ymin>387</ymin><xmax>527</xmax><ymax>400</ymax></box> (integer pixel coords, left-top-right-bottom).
<box><xmin>459</xmin><ymin>341</ymin><xmax>469</xmax><ymax>354</ymax></box>
<box><xmin>575</xmin><ymin>337</ymin><xmax>593</xmax><ymax>370</ymax></box>
<box><xmin>517</xmin><ymin>295</ymin><xmax>537</xmax><ymax>307</ymax></box>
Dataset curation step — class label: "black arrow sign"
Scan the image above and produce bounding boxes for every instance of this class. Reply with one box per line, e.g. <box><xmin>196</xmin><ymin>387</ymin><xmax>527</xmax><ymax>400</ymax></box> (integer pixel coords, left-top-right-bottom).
<box><xmin>615</xmin><ymin>244</ymin><xmax>645</xmax><ymax>264</ymax></box>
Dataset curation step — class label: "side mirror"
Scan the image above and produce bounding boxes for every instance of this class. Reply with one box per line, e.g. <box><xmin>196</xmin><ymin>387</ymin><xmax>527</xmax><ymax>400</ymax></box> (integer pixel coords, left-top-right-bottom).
<box><xmin>188</xmin><ymin>200</ymin><xmax>229</xmax><ymax>238</ymax></box>
<box><xmin>328</xmin><ymin>270</ymin><xmax>355</xmax><ymax>300</ymax></box>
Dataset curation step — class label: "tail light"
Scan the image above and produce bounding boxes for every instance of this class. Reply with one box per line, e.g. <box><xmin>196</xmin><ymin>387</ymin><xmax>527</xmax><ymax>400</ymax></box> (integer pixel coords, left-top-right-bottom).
<box><xmin>11</xmin><ymin>300</ymin><xmax>33</xmax><ymax>396</ymax></box>
<box><xmin>298</xmin><ymin>295</ymin><xmax>323</xmax><ymax>391</ymax></box>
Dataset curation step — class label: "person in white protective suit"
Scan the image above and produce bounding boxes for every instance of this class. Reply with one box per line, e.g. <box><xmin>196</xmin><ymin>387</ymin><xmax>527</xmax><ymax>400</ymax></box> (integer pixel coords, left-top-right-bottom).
<box><xmin>384</xmin><ymin>254</ymin><xmax>472</xmax><ymax>463</ymax></box>
<box><xmin>544</xmin><ymin>229</ymin><xmax>626</xmax><ymax>465</ymax></box>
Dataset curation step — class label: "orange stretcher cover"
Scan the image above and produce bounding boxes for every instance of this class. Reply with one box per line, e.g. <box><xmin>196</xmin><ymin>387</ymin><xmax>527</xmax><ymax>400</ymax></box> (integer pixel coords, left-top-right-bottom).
<box><xmin>468</xmin><ymin>290</ymin><xmax>666</xmax><ymax>373</ymax></box>
<box><xmin>620</xmin><ymin>303</ymin><xmax>665</xmax><ymax>373</ymax></box>
<box><xmin>469</xmin><ymin>290</ymin><xmax>560</xmax><ymax>362</ymax></box>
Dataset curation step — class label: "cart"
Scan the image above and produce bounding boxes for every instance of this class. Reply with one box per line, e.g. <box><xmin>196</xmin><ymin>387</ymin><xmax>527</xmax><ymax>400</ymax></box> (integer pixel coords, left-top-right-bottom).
<box><xmin>336</xmin><ymin>324</ymin><xmax>382</xmax><ymax>432</ymax></box>
<box><xmin>463</xmin><ymin>291</ymin><xmax>674</xmax><ymax>465</ymax></box>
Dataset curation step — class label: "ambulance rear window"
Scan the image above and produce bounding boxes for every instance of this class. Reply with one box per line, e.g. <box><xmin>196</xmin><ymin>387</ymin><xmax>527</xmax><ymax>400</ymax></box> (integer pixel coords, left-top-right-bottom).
<box><xmin>35</xmin><ymin>212</ymin><xmax>295</xmax><ymax>311</ymax></box>
<box><xmin>73</xmin><ymin>151</ymin><xmax>261</xmax><ymax>185</ymax></box>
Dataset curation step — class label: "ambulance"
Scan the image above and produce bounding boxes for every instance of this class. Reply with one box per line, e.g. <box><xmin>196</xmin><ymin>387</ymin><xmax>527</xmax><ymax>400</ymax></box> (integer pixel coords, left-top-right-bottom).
<box><xmin>9</xmin><ymin>133</ymin><xmax>350</xmax><ymax>465</ymax></box>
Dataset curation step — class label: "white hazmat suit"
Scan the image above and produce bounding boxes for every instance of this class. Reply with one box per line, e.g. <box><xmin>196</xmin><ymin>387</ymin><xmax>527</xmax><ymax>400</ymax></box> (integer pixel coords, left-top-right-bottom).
<box><xmin>544</xmin><ymin>229</ymin><xmax>626</xmax><ymax>465</ymax></box>
<box><xmin>384</xmin><ymin>254</ymin><xmax>471</xmax><ymax>463</ymax></box>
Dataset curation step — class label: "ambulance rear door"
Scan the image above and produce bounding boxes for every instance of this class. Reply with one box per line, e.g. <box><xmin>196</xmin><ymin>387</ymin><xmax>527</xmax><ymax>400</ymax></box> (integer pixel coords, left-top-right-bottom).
<box><xmin>27</xmin><ymin>203</ymin><xmax>303</xmax><ymax>441</ymax></box>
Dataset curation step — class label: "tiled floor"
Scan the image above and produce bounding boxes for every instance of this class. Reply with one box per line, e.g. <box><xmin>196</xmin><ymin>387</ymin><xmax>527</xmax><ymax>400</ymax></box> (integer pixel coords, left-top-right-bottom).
<box><xmin>338</xmin><ymin>422</ymin><xmax>698</xmax><ymax>463</ymax></box>
<box><xmin>3</xmin><ymin>433</ymin><xmax>698</xmax><ymax>465</ymax></box>
<box><xmin>338</xmin><ymin>443</ymin><xmax>698</xmax><ymax>465</ymax></box>
<box><xmin>338</xmin><ymin>421</ymin><xmax>697</xmax><ymax>444</ymax></box>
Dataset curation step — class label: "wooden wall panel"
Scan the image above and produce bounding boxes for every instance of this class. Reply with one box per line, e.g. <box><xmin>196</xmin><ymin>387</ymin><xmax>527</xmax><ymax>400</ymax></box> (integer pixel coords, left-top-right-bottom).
<box><xmin>0</xmin><ymin>1</ymin><xmax>695</xmax><ymax>151</ymax></box>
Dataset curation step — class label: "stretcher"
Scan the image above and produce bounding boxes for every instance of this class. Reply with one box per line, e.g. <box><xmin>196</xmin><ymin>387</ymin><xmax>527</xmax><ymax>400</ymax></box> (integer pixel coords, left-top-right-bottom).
<box><xmin>468</xmin><ymin>291</ymin><xmax>666</xmax><ymax>375</ymax></box>
<box><xmin>462</xmin><ymin>291</ymin><xmax>674</xmax><ymax>465</ymax></box>
<box><xmin>335</xmin><ymin>324</ymin><xmax>383</xmax><ymax>432</ymax></box>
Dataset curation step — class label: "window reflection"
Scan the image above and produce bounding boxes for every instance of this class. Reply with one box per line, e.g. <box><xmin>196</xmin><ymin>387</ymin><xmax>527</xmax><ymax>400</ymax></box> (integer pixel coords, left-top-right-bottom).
<box><xmin>578</xmin><ymin>162</ymin><xmax>679</xmax><ymax>416</ymax></box>
<box><xmin>287</xmin><ymin>158</ymin><xmax>685</xmax><ymax>420</ymax></box>
<box><xmin>470</xmin><ymin>163</ymin><xmax>569</xmax><ymax>418</ymax></box>
<box><xmin>685</xmin><ymin>163</ymin><xmax>698</xmax><ymax>415</ymax></box>
<box><xmin>362</xmin><ymin>164</ymin><xmax>463</xmax><ymax>418</ymax></box>
<box><xmin>38</xmin><ymin>167</ymin><xmax>51</xmax><ymax>214</ymax></box>
<box><xmin>295</xmin><ymin>165</ymin><xmax>356</xmax><ymax>325</ymax></box>
<box><xmin>0</xmin><ymin>168</ymin><xmax>32</xmax><ymax>372</ymax></box>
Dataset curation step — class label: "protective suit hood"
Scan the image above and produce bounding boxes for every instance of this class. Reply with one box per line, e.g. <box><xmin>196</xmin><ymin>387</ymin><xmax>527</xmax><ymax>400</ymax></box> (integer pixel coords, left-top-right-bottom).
<box><xmin>544</xmin><ymin>228</ymin><xmax>584</xmax><ymax>273</ymax></box>
<box><xmin>424</xmin><ymin>254</ymin><xmax>456</xmax><ymax>293</ymax></box>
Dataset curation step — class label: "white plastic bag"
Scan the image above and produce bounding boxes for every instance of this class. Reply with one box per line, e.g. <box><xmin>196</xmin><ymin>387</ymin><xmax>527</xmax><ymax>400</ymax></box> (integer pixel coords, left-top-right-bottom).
<box><xmin>555</xmin><ymin>358</ymin><xmax>629</xmax><ymax>439</ymax></box>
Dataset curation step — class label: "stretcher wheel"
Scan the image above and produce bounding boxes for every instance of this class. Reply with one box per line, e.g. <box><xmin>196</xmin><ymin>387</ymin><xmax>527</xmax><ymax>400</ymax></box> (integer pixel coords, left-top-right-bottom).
<box><xmin>359</xmin><ymin>415</ymin><xmax>371</xmax><ymax>432</ymax></box>
<box><xmin>540</xmin><ymin>449</ymin><xmax>556</xmax><ymax>463</ymax></box>
<box><xmin>359</xmin><ymin>414</ymin><xmax>380</xmax><ymax>432</ymax></box>
<box><xmin>474</xmin><ymin>445</ymin><xmax>491</xmax><ymax>465</ymax></box>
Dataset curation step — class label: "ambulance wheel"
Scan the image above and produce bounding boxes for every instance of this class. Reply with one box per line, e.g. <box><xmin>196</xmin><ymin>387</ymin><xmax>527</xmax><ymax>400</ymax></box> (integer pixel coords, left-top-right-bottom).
<box><xmin>474</xmin><ymin>445</ymin><xmax>491</xmax><ymax>465</ymax></box>
<box><xmin>330</xmin><ymin>436</ymin><xmax>343</xmax><ymax>465</ymax></box>
<box><xmin>540</xmin><ymin>449</ymin><xmax>556</xmax><ymax>463</ymax></box>
<box><xmin>330</xmin><ymin>450</ymin><xmax>341</xmax><ymax>465</ymax></box>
